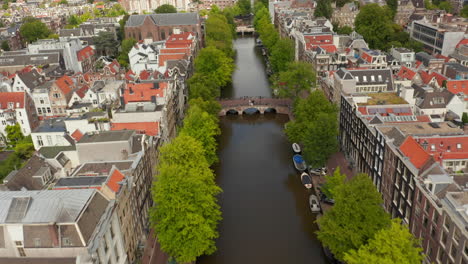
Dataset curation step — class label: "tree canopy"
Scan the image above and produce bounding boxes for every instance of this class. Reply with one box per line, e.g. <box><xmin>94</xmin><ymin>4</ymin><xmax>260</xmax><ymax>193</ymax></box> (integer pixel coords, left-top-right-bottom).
<box><xmin>321</xmin><ymin>167</ymin><xmax>346</xmax><ymax>199</ymax></box>
<box><xmin>237</xmin><ymin>0</ymin><xmax>251</xmax><ymax>15</ymax></box>
<box><xmin>355</xmin><ymin>4</ymin><xmax>394</xmax><ymax>50</ymax></box>
<box><xmin>344</xmin><ymin>219</ymin><xmax>424</xmax><ymax>264</ymax></box>
<box><xmin>273</xmin><ymin>62</ymin><xmax>316</xmax><ymax>98</ymax></box>
<box><xmin>150</xmin><ymin>135</ymin><xmax>222</xmax><ymax>263</ymax></box>
<box><xmin>205</xmin><ymin>13</ymin><xmax>234</xmax><ymax>57</ymax></box>
<box><xmin>1</xmin><ymin>40</ymin><xmax>10</xmax><ymax>51</ymax></box>
<box><xmin>317</xmin><ymin>174</ymin><xmax>392</xmax><ymax>260</ymax></box>
<box><xmin>194</xmin><ymin>46</ymin><xmax>234</xmax><ymax>87</ymax></box>
<box><xmin>180</xmin><ymin>105</ymin><xmax>220</xmax><ymax>165</ymax></box>
<box><xmin>270</xmin><ymin>38</ymin><xmax>295</xmax><ymax>73</ymax></box>
<box><xmin>154</xmin><ymin>4</ymin><xmax>177</xmax><ymax>13</ymax></box>
<box><xmin>285</xmin><ymin>90</ymin><xmax>338</xmax><ymax>167</ymax></box>
<box><xmin>462</xmin><ymin>4</ymin><xmax>468</xmax><ymax>18</ymax></box>
<box><xmin>117</xmin><ymin>38</ymin><xmax>136</xmax><ymax>68</ymax></box>
<box><xmin>5</xmin><ymin>123</ymin><xmax>24</xmax><ymax>146</ymax></box>
<box><xmin>19</xmin><ymin>17</ymin><xmax>51</xmax><ymax>43</ymax></box>
<box><xmin>93</xmin><ymin>31</ymin><xmax>119</xmax><ymax>57</ymax></box>
<box><xmin>314</xmin><ymin>0</ymin><xmax>333</xmax><ymax>19</ymax></box>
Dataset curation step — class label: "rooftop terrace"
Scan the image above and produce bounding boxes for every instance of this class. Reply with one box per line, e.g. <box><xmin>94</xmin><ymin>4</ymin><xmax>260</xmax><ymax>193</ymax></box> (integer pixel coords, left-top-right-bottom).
<box><xmin>357</xmin><ymin>93</ymin><xmax>408</xmax><ymax>106</ymax></box>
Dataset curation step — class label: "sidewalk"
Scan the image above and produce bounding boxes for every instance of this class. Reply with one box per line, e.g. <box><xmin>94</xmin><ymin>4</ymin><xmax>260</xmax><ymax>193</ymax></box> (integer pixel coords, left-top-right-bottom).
<box><xmin>141</xmin><ymin>229</ymin><xmax>169</xmax><ymax>264</ymax></box>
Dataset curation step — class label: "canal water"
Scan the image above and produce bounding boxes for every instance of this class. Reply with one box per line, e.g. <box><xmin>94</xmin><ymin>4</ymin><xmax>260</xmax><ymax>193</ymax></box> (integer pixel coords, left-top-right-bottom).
<box><xmin>198</xmin><ymin>37</ymin><xmax>327</xmax><ymax>263</ymax></box>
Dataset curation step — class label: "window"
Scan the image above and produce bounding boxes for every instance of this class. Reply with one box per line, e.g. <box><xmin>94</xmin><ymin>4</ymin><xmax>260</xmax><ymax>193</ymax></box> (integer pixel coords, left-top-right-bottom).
<box><xmin>451</xmin><ymin>244</ymin><xmax>458</xmax><ymax>259</ymax></box>
<box><xmin>62</xmin><ymin>237</ymin><xmax>71</xmax><ymax>246</ymax></box>
<box><xmin>34</xmin><ymin>238</ymin><xmax>41</xmax><ymax>247</ymax></box>
<box><xmin>18</xmin><ymin>112</ymin><xmax>21</xmax><ymax>117</ymax></box>
<box><xmin>1</xmin><ymin>120</ymin><xmax>5</xmax><ymax>126</ymax></box>
<box><xmin>423</xmin><ymin>217</ymin><xmax>429</xmax><ymax>227</ymax></box>
<box><xmin>37</xmin><ymin>136</ymin><xmax>43</xmax><ymax>147</ymax></box>
<box><xmin>110</xmin><ymin>225</ymin><xmax>115</xmax><ymax>239</ymax></box>
<box><xmin>441</xmin><ymin>231</ymin><xmax>448</xmax><ymax>244</ymax></box>
<box><xmin>454</xmin><ymin>228</ymin><xmax>461</xmax><ymax>245</ymax></box>
<box><xmin>438</xmin><ymin>248</ymin><xmax>446</xmax><ymax>262</ymax></box>
<box><xmin>46</xmin><ymin>107</ymin><xmax>51</xmax><ymax>113</ymax></box>
<box><xmin>46</xmin><ymin>135</ymin><xmax>52</xmax><ymax>145</ymax></box>
<box><xmin>37</xmin><ymin>108</ymin><xmax>42</xmax><ymax>115</ymax></box>
<box><xmin>18</xmin><ymin>247</ymin><xmax>26</xmax><ymax>257</ymax></box>
<box><xmin>457</xmin><ymin>143</ymin><xmax>462</xmax><ymax>149</ymax></box>
<box><xmin>15</xmin><ymin>241</ymin><xmax>22</xmax><ymax>246</ymax></box>
<box><xmin>444</xmin><ymin>216</ymin><xmax>451</xmax><ymax>230</ymax></box>
<box><xmin>53</xmin><ymin>93</ymin><xmax>61</xmax><ymax>98</ymax></box>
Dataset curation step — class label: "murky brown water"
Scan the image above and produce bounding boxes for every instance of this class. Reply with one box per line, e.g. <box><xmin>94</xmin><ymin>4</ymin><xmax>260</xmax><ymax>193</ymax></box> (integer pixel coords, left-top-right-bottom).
<box><xmin>198</xmin><ymin>37</ymin><xmax>327</xmax><ymax>264</ymax></box>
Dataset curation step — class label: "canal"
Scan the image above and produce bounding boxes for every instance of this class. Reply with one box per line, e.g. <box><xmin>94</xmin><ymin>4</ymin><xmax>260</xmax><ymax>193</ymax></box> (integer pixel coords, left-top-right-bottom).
<box><xmin>198</xmin><ymin>37</ymin><xmax>327</xmax><ymax>263</ymax></box>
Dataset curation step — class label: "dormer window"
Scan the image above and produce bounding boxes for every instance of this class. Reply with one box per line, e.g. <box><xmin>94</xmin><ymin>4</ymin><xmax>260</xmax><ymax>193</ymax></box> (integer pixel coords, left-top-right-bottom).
<box><xmin>457</xmin><ymin>143</ymin><xmax>462</xmax><ymax>149</ymax></box>
<box><xmin>8</xmin><ymin>102</ymin><xmax>13</xmax><ymax>109</ymax></box>
<box><xmin>431</xmin><ymin>144</ymin><xmax>436</xmax><ymax>151</ymax></box>
<box><xmin>371</xmin><ymin>75</ymin><xmax>375</xmax><ymax>82</ymax></box>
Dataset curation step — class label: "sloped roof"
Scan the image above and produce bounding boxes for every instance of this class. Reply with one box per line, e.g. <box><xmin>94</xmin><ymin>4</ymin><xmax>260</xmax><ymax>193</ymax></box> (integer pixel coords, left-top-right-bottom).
<box><xmin>4</xmin><ymin>155</ymin><xmax>54</xmax><ymax>191</ymax></box>
<box><xmin>55</xmin><ymin>75</ymin><xmax>74</xmax><ymax>95</ymax></box>
<box><xmin>400</xmin><ymin>136</ymin><xmax>431</xmax><ymax>169</ymax></box>
<box><xmin>396</xmin><ymin>66</ymin><xmax>417</xmax><ymax>80</ymax></box>
<box><xmin>106</xmin><ymin>169</ymin><xmax>125</xmax><ymax>193</ymax></box>
<box><xmin>71</xmin><ymin>129</ymin><xmax>84</xmax><ymax>141</ymax></box>
<box><xmin>111</xmin><ymin>122</ymin><xmax>159</xmax><ymax>136</ymax></box>
<box><xmin>77</xmin><ymin>46</ymin><xmax>94</xmax><ymax>62</ymax></box>
<box><xmin>125</xmin><ymin>13</ymin><xmax>199</xmax><ymax>27</ymax></box>
<box><xmin>0</xmin><ymin>92</ymin><xmax>24</xmax><ymax>109</ymax></box>
<box><xmin>17</xmin><ymin>69</ymin><xmax>45</xmax><ymax>88</ymax></box>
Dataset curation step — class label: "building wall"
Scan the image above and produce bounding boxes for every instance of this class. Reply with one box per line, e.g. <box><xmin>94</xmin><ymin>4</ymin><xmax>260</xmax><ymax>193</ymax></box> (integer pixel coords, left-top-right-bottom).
<box><xmin>125</xmin><ymin>17</ymin><xmax>201</xmax><ymax>43</ymax></box>
<box><xmin>32</xmin><ymin>132</ymin><xmax>71</xmax><ymax>150</ymax></box>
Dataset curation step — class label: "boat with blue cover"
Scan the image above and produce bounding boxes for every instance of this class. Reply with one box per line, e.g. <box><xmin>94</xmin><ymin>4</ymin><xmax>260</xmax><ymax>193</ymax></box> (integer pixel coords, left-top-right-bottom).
<box><xmin>293</xmin><ymin>154</ymin><xmax>307</xmax><ymax>171</ymax></box>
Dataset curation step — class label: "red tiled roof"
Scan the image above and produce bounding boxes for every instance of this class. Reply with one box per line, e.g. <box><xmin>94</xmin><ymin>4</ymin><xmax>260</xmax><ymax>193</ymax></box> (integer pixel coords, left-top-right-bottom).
<box><xmin>396</xmin><ymin>66</ymin><xmax>417</xmax><ymax>80</ymax></box>
<box><xmin>415</xmin><ymin>61</ymin><xmax>423</xmax><ymax>68</ymax></box>
<box><xmin>139</xmin><ymin>70</ymin><xmax>150</xmax><ymax>80</ymax></box>
<box><xmin>310</xmin><ymin>44</ymin><xmax>337</xmax><ymax>53</ymax></box>
<box><xmin>75</xmin><ymin>85</ymin><xmax>89</xmax><ymax>98</ymax></box>
<box><xmin>55</xmin><ymin>75</ymin><xmax>74</xmax><ymax>95</ymax></box>
<box><xmin>77</xmin><ymin>46</ymin><xmax>95</xmax><ymax>62</ymax></box>
<box><xmin>400</xmin><ymin>136</ymin><xmax>431</xmax><ymax>169</ymax></box>
<box><xmin>446</xmin><ymin>79</ymin><xmax>468</xmax><ymax>95</ymax></box>
<box><xmin>418</xmin><ymin>136</ymin><xmax>468</xmax><ymax>162</ymax></box>
<box><xmin>125</xmin><ymin>70</ymin><xmax>135</xmax><ymax>81</ymax></box>
<box><xmin>111</xmin><ymin>122</ymin><xmax>159</xmax><ymax>136</ymax></box>
<box><xmin>158</xmin><ymin>54</ymin><xmax>186</xmax><ymax>66</ymax></box>
<box><xmin>419</xmin><ymin>71</ymin><xmax>447</xmax><ymax>86</ymax></box>
<box><xmin>435</xmin><ymin>54</ymin><xmax>450</xmax><ymax>62</ymax></box>
<box><xmin>166</xmin><ymin>32</ymin><xmax>195</xmax><ymax>48</ymax></box>
<box><xmin>160</xmin><ymin>48</ymin><xmax>191</xmax><ymax>55</ymax></box>
<box><xmin>304</xmin><ymin>34</ymin><xmax>333</xmax><ymax>50</ymax></box>
<box><xmin>106</xmin><ymin>60</ymin><xmax>120</xmax><ymax>74</ymax></box>
<box><xmin>456</xmin><ymin>39</ymin><xmax>468</xmax><ymax>49</ymax></box>
<box><xmin>123</xmin><ymin>82</ymin><xmax>167</xmax><ymax>103</ymax></box>
<box><xmin>106</xmin><ymin>168</ymin><xmax>125</xmax><ymax>193</ymax></box>
<box><xmin>0</xmin><ymin>92</ymin><xmax>24</xmax><ymax>109</ymax></box>
<box><xmin>71</xmin><ymin>129</ymin><xmax>84</xmax><ymax>141</ymax></box>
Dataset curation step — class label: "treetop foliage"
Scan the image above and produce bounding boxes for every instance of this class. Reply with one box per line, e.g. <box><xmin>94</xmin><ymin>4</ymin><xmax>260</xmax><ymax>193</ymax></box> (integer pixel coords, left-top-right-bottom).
<box><xmin>19</xmin><ymin>17</ymin><xmax>51</xmax><ymax>43</ymax></box>
<box><xmin>154</xmin><ymin>4</ymin><xmax>177</xmax><ymax>13</ymax></box>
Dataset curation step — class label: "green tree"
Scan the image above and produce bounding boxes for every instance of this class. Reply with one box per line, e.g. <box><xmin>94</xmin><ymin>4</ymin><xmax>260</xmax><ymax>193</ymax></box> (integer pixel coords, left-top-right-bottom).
<box><xmin>463</xmin><ymin>112</ymin><xmax>468</xmax><ymax>124</ymax></box>
<box><xmin>93</xmin><ymin>31</ymin><xmax>119</xmax><ymax>57</ymax></box>
<box><xmin>5</xmin><ymin>123</ymin><xmax>24</xmax><ymax>146</ymax></box>
<box><xmin>314</xmin><ymin>0</ymin><xmax>333</xmax><ymax>18</ymax></box>
<box><xmin>19</xmin><ymin>17</ymin><xmax>51</xmax><ymax>43</ymax></box>
<box><xmin>344</xmin><ymin>219</ymin><xmax>424</xmax><ymax>264</ymax></box>
<box><xmin>386</xmin><ymin>0</ymin><xmax>398</xmax><ymax>18</ymax></box>
<box><xmin>461</xmin><ymin>4</ymin><xmax>468</xmax><ymax>18</ymax></box>
<box><xmin>273</xmin><ymin>61</ymin><xmax>316</xmax><ymax>98</ymax></box>
<box><xmin>336</xmin><ymin>0</ymin><xmax>351</xmax><ymax>7</ymax></box>
<box><xmin>14</xmin><ymin>136</ymin><xmax>34</xmax><ymax>159</ymax></box>
<box><xmin>154</xmin><ymin>4</ymin><xmax>177</xmax><ymax>13</ymax></box>
<box><xmin>117</xmin><ymin>38</ymin><xmax>136</xmax><ymax>68</ymax></box>
<box><xmin>237</xmin><ymin>0</ymin><xmax>251</xmax><ymax>15</ymax></box>
<box><xmin>285</xmin><ymin>90</ymin><xmax>338</xmax><ymax>167</ymax></box>
<box><xmin>317</xmin><ymin>174</ymin><xmax>392</xmax><ymax>261</ymax></box>
<box><xmin>188</xmin><ymin>73</ymin><xmax>220</xmax><ymax>101</ymax></box>
<box><xmin>2</xmin><ymin>2</ymin><xmax>8</xmax><ymax>10</ymax></box>
<box><xmin>59</xmin><ymin>0</ymin><xmax>68</xmax><ymax>5</ymax></box>
<box><xmin>150</xmin><ymin>135</ymin><xmax>222</xmax><ymax>263</ymax></box>
<box><xmin>335</xmin><ymin>25</ymin><xmax>353</xmax><ymax>35</ymax></box>
<box><xmin>118</xmin><ymin>14</ymin><xmax>130</xmax><ymax>41</ymax></box>
<box><xmin>48</xmin><ymin>33</ymin><xmax>59</xmax><ymax>39</ymax></box>
<box><xmin>321</xmin><ymin>167</ymin><xmax>346</xmax><ymax>199</ymax></box>
<box><xmin>1</xmin><ymin>40</ymin><xmax>10</xmax><ymax>51</ymax></box>
<box><xmin>180</xmin><ymin>106</ymin><xmax>220</xmax><ymax>165</ymax></box>
<box><xmin>0</xmin><ymin>153</ymin><xmax>22</xmax><ymax>179</ymax></box>
<box><xmin>270</xmin><ymin>38</ymin><xmax>295</xmax><ymax>73</ymax></box>
<box><xmin>438</xmin><ymin>1</ymin><xmax>453</xmax><ymax>12</ymax></box>
<box><xmin>189</xmin><ymin>98</ymin><xmax>221</xmax><ymax>117</ymax></box>
<box><xmin>355</xmin><ymin>4</ymin><xmax>394</xmax><ymax>50</ymax></box>
<box><xmin>67</xmin><ymin>14</ymin><xmax>81</xmax><ymax>27</ymax></box>
<box><xmin>194</xmin><ymin>46</ymin><xmax>234</xmax><ymax>87</ymax></box>
<box><xmin>424</xmin><ymin>0</ymin><xmax>437</xmax><ymax>9</ymax></box>
<box><xmin>205</xmin><ymin>13</ymin><xmax>234</xmax><ymax>57</ymax></box>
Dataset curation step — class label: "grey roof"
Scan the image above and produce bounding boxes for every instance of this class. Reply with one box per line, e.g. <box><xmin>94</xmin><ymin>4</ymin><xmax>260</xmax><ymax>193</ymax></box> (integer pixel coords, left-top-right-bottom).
<box><xmin>39</xmin><ymin>145</ymin><xmax>76</xmax><ymax>159</ymax></box>
<box><xmin>72</xmin><ymin>161</ymin><xmax>134</xmax><ymax>176</ymax></box>
<box><xmin>350</xmin><ymin>69</ymin><xmax>394</xmax><ymax>91</ymax></box>
<box><xmin>33</xmin><ymin>118</ymin><xmax>66</xmax><ymax>133</ymax></box>
<box><xmin>335</xmin><ymin>68</ymin><xmax>354</xmax><ymax>80</ymax></box>
<box><xmin>383</xmin><ymin>127</ymin><xmax>406</xmax><ymax>147</ymax></box>
<box><xmin>54</xmin><ymin>176</ymin><xmax>107</xmax><ymax>187</ymax></box>
<box><xmin>126</xmin><ymin>13</ymin><xmax>199</xmax><ymax>27</ymax></box>
<box><xmin>78</xmin><ymin>130</ymin><xmax>135</xmax><ymax>144</ymax></box>
<box><xmin>4</xmin><ymin>155</ymin><xmax>55</xmax><ymax>191</ymax></box>
<box><xmin>17</xmin><ymin>69</ymin><xmax>45</xmax><ymax>89</ymax></box>
<box><xmin>0</xmin><ymin>189</ymin><xmax>96</xmax><ymax>223</ymax></box>
<box><xmin>0</xmin><ymin>258</ymin><xmax>76</xmax><ymax>264</ymax></box>
<box><xmin>414</xmin><ymin>86</ymin><xmax>454</xmax><ymax>109</ymax></box>
<box><xmin>444</xmin><ymin>62</ymin><xmax>468</xmax><ymax>72</ymax></box>
<box><xmin>59</xmin><ymin>28</ymin><xmax>81</xmax><ymax>37</ymax></box>
<box><xmin>0</xmin><ymin>52</ymin><xmax>60</xmax><ymax>67</ymax></box>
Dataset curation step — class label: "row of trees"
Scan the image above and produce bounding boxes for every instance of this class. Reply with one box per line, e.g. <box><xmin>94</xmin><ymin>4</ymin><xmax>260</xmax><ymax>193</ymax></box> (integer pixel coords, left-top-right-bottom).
<box><xmin>66</xmin><ymin>4</ymin><xmax>127</xmax><ymax>29</ymax></box>
<box><xmin>317</xmin><ymin>170</ymin><xmax>424</xmax><ymax>263</ymax></box>
<box><xmin>150</xmin><ymin>7</ymin><xmax>235</xmax><ymax>263</ymax></box>
<box><xmin>254</xmin><ymin>3</ymin><xmax>294</xmax><ymax>73</ymax></box>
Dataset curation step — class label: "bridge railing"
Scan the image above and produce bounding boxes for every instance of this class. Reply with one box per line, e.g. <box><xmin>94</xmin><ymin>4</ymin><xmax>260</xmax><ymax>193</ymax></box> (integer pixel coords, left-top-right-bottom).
<box><xmin>218</xmin><ymin>97</ymin><xmax>292</xmax><ymax>108</ymax></box>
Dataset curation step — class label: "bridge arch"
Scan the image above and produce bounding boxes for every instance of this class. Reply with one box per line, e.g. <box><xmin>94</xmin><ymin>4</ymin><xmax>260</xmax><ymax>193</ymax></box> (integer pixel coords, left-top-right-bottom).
<box><xmin>218</xmin><ymin>97</ymin><xmax>293</xmax><ymax>118</ymax></box>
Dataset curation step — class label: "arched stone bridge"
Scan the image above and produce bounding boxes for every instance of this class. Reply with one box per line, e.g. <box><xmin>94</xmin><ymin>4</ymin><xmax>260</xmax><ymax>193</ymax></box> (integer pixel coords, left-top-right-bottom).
<box><xmin>218</xmin><ymin>97</ymin><xmax>293</xmax><ymax>116</ymax></box>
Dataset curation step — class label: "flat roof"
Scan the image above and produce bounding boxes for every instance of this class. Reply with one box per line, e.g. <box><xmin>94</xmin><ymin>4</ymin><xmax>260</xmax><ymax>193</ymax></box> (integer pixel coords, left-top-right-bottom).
<box><xmin>78</xmin><ymin>130</ymin><xmax>135</xmax><ymax>144</ymax></box>
<box><xmin>387</xmin><ymin>122</ymin><xmax>463</xmax><ymax>136</ymax></box>
<box><xmin>357</xmin><ymin>93</ymin><xmax>408</xmax><ymax>106</ymax></box>
<box><xmin>33</xmin><ymin>118</ymin><xmax>66</xmax><ymax>133</ymax></box>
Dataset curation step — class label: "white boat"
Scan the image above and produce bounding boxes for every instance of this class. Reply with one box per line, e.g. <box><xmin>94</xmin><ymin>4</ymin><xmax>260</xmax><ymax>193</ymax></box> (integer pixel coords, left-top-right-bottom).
<box><xmin>300</xmin><ymin>172</ymin><xmax>312</xmax><ymax>189</ymax></box>
<box><xmin>309</xmin><ymin>194</ymin><xmax>321</xmax><ymax>213</ymax></box>
<box><xmin>292</xmin><ymin>143</ymin><xmax>301</xmax><ymax>154</ymax></box>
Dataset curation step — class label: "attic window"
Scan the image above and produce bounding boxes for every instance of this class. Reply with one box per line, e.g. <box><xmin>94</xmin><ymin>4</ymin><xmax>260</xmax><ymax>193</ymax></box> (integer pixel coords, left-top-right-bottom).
<box><xmin>431</xmin><ymin>144</ymin><xmax>435</xmax><ymax>151</ymax></box>
<box><xmin>371</xmin><ymin>75</ymin><xmax>375</xmax><ymax>82</ymax></box>
<box><xmin>363</xmin><ymin>76</ymin><xmax>367</xmax><ymax>82</ymax></box>
<box><xmin>378</xmin><ymin>75</ymin><xmax>383</xmax><ymax>82</ymax></box>
<box><xmin>355</xmin><ymin>76</ymin><xmax>359</xmax><ymax>82</ymax></box>
<box><xmin>457</xmin><ymin>143</ymin><xmax>462</xmax><ymax>149</ymax></box>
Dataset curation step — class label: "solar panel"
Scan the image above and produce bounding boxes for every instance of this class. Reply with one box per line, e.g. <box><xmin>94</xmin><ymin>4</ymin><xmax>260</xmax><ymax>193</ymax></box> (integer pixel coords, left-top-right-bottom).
<box><xmin>6</xmin><ymin>197</ymin><xmax>31</xmax><ymax>222</ymax></box>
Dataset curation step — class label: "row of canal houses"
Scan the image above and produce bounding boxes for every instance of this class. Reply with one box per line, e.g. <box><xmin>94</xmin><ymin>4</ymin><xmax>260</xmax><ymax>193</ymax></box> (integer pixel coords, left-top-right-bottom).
<box><xmin>0</xmin><ymin>13</ymin><xmax>202</xmax><ymax>264</ymax></box>
<box><xmin>271</xmin><ymin>2</ymin><xmax>468</xmax><ymax>264</ymax></box>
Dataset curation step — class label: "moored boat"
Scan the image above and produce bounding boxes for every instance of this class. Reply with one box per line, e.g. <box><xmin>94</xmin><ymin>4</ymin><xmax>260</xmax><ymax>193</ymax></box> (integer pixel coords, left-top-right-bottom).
<box><xmin>301</xmin><ymin>172</ymin><xmax>312</xmax><ymax>189</ymax></box>
<box><xmin>292</xmin><ymin>143</ymin><xmax>301</xmax><ymax>154</ymax></box>
<box><xmin>293</xmin><ymin>154</ymin><xmax>307</xmax><ymax>171</ymax></box>
<box><xmin>309</xmin><ymin>194</ymin><xmax>320</xmax><ymax>213</ymax></box>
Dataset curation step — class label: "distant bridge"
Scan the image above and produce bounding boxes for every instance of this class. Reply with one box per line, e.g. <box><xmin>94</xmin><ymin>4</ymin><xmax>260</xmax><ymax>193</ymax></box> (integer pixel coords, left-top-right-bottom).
<box><xmin>218</xmin><ymin>97</ymin><xmax>293</xmax><ymax>116</ymax></box>
<box><xmin>236</xmin><ymin>25</ymin><xmax>255</xmax><ymax>35</ymax></box>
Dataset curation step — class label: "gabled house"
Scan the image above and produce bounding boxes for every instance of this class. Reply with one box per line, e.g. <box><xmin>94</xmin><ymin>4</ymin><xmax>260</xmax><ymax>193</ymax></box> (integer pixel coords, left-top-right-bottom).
<box><xmin>413</xmin><ymin>85</ymin><xmax>464</xmax><ymax>121</ymax></box>
<box><xmin>11</xmin><ymin>69</ymin><xmax>45</xmax><ymax>93</ymax></box>
<box><xmin>49</xmin><ymin>75</ymin><xmax>75</xmax><ymax>116</ymax></box>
